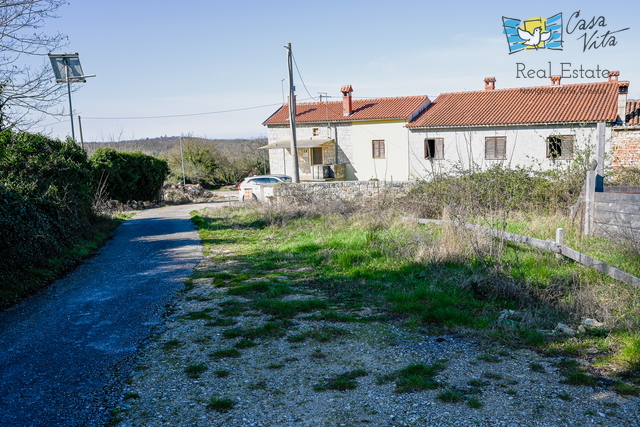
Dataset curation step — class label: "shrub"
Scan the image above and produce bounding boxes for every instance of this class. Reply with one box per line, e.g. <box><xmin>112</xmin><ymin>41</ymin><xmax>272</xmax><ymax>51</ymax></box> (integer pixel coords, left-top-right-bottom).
<box><xmin>90</xmin><ymin>148</ymin><xmax>169</xmax><ymax>202</ymax></box>
<box><xmin>0</xmin><ymin>131</ymin><xmax>96</xmax><ymax>304</ymax></box>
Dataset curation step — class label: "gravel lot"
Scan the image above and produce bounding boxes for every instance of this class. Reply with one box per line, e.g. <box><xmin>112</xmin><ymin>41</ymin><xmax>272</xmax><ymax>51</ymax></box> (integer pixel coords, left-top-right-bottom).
<box><xmin>115</xmin><ymin>255</ymin><xmax>640</xmax><ymax>427</ymax></box>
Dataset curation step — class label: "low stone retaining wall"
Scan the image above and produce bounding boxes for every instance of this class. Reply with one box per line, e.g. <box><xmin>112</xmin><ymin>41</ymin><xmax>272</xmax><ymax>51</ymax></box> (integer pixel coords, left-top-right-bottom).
<box><xmin>272</xmin><ymin>180</ymin><xmax>418</xmax><ymax>204</ymax></box>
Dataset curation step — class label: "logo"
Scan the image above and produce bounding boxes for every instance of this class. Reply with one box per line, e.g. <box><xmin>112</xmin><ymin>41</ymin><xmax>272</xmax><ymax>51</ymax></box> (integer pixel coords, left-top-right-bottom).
<box><xmin>502</xmin><ymin>14</ymin><xmax>563</xmax><ymax>54</ymax></box>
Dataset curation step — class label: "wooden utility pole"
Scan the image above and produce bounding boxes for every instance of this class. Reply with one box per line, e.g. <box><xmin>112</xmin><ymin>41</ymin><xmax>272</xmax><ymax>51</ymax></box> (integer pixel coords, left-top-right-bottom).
<box><xmin>285</xmin><ymin>43</ymin><xmax>300</xmax><ymax>183</ymax></box>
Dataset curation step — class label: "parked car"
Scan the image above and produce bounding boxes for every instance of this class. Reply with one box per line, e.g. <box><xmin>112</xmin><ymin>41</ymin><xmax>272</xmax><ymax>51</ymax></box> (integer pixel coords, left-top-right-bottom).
<box><xmin>237</xmin><ymin>174</ymin><xmax>292</xmax><ymax>201</ymax></box>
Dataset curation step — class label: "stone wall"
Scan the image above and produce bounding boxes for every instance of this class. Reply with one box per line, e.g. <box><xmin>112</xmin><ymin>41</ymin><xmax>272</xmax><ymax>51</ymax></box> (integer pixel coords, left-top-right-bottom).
<box><xmin>271</xmin><ymin>180</ymin><xmax>418</xmax><ymax>204</ymax></box>
<box><xmin>612</xmin><ymin>127</ymin><xmax>640</xmax><ymax>169</ymax></box>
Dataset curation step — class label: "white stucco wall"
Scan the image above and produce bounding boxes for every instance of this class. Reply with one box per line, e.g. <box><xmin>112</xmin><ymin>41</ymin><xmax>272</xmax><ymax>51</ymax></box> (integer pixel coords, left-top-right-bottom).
<box><xmin>408</xmin><ymin>124</ymin><xmax>612</xmax><ymax>179</ymax></box>
<box><xmin>349</xmin><ymin>120</ymin><xmax>410</xmax><ymax>181</ymax></box>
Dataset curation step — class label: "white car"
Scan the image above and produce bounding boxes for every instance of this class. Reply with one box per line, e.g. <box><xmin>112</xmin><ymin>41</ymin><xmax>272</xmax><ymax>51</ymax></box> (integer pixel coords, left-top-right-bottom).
<box><xmin>237</xmin><ymin>175</ymin><xmax>292</xmax><ymax>201</ymax></box>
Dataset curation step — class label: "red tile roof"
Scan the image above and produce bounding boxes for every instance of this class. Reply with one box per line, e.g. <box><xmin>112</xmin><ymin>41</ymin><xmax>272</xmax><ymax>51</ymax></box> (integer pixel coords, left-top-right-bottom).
<box><xmin>407</xmin><ymin>81</ymin><xmax>625</xmax><ymax>128</ymax></box>
<box><xmin>263</xmin><ymin>95</ymin><xmax>430</xmax><ymax>125</ymax></box>
<box><xmin>626</xmin><ymin>99</ymin><xmax>640</xmax><ymax>126</ymax></box>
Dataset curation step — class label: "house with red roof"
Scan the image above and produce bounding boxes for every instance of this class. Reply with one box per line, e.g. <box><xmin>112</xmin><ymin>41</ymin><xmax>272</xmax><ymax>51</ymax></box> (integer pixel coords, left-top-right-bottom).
<box><xmin>262</xmin><ymin>86</ymin><xmax>430</xmax><ymax>181</ymax></box>
<box><xmin>407</xmin><ymin>73</ymin><xmax>629</xmax><ymax>179</ymax></box>
<box><xmin>262</xmin><ymin>73</ymin><xmax>631</xmax><ymax>182</ymax></box>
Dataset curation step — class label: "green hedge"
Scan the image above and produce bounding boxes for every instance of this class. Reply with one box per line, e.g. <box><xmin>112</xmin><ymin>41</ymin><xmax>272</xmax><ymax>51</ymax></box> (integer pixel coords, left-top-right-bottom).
<box><xmin>90</xmin><ymin>148</ymin><xmax>169</xmax><ymax>202</ymax></box>
<box><xmin>0</xmin><ymin>131</ymin><xmax>95</xmax><ymax>303</ymax></box>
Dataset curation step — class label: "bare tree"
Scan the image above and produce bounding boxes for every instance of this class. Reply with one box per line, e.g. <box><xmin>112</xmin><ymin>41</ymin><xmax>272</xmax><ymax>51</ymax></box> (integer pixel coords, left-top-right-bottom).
<box><xmin>0</xmin><ymin>1</ymin><xmax>70</xmax><ymax>131</ymax></box>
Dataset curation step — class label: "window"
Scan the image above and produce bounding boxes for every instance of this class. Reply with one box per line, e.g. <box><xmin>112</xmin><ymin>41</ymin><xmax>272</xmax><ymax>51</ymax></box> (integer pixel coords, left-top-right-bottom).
<box><xmin>312</xmin><ymin>128</ymin><xmax>319</xmax><ymax>136</ymax></box>
<box><xmin>547</xmin><ymin>135</ymin><xmax>574</xmax><ymax>159</ymax></box>
<box><xmin>311</xmin><ymin>147</ymin><xmax>323</xmax><ymax>165</ymax></box>
<box><xmin>372</xmin><ymin>140</ymin><xmax>385</xmax><ymax>159</ymax></box>
<box><xmin>485</xmin><ymin>136</ymin><xmax>506</xmax><ymax>160</ymax></box>
<box><xmin>424</xmin><ymin>138</ymin><xmax>444</xmax><ymax>159</ymax></box>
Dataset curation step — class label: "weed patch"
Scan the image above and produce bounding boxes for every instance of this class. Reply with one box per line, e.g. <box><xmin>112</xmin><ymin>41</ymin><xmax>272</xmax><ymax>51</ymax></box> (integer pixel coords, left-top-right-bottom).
<box><xmin>253</xmin><ymin>298</ymin><xmax>329</xmax><ymax>318</ymax></box>
<box><xmin>210</xmin><ymin>349</ymin><xmax>241</xmax><ymax>359</ymax></box>
<box><xmin>393</xmin><ymin>362</ymin><xmax>446</xmax><ymax>393</ymax></box>
<box><xmin>206</xmin><ymin>397</ymin><xmax>234</xmax><ymax>412</ymax></box>
<box><xmin>313</xmin><ymin>369</ymin><xmax>368</xmax><ymax>391</ymax></box>
<box><xmin>184</xmin><ymin>364</ymin><xmax>207</xmax><ymax>379</ymax></box>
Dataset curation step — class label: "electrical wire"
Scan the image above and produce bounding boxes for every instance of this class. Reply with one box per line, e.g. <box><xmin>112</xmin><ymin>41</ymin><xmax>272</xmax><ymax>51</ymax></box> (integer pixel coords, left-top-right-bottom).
<box><xmin>83</xmin><ymin>102</ymin><xmax>286</xmax><ymax>120</ymax></box>
<box><xmin>291</xmin><ymin>52</ymin><xmax>317</xmax><ymax>101</ymax></box>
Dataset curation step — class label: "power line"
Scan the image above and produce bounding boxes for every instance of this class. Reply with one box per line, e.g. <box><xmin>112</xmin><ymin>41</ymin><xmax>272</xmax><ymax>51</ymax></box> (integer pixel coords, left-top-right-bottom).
<box><xmin>291</xmin><ymin>52</ymin><xmax>316</xmax><ymax>101</ymax></box>
<box><xmin>83</xmin><ymin>102</ymin><xmax>286</xmax><ymax>120</ymax></box>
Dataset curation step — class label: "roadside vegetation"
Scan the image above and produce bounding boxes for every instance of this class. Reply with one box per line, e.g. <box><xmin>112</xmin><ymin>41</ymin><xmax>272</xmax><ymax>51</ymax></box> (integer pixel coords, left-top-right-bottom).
<box><xmin>84</xmin><ymin>136</ymin><xmax>269</xmax><ymax>188</ymax></box>
<box><xmin>189</xmin><ymin>164</ymin><xmax>640</xmax><ymax>395</ymax></box>
<box><xmin>0</xmin><ymin>131</ymin><xmax>168</xmax><ymax>308</ymax></box>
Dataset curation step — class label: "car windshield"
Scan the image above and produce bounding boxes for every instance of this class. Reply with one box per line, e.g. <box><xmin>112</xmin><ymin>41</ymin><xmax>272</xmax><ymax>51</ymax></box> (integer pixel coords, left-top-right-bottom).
<box><xmin>279</xmin><ymin>177</ymin><xmax>292</xmax><ymax>182</ymax></box>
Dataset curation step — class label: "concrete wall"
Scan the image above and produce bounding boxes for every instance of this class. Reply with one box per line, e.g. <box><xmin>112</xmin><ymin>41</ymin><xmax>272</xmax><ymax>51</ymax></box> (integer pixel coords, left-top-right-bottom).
<box><xmin>612</xmin><ymin>127</ymin><xmax>640</xmax><ymax>169</ymax></box>
<box><xmin>594</xmin><ymin>192</ymin><xmax>640</xmax><ymax>238</ymax></box>
<box><xmin>272</xmin><ymin>180</ymin><xmax>417</xmax><ymax>203</ymax></box>
<box><xmin>408</xmin><ymin>124</ymin><xmax>610</xmax><ymax>178</ymax></box>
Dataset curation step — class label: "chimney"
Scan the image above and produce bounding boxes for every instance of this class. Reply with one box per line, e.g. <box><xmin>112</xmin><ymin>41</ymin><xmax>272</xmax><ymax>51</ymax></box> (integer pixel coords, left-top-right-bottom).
<box><xmin>608</xmin><ymin>70</ymin><xmax>620</xmax><ymax>82</ymax></box>
<box><xmin>484</xmin><ymin>77</ymin><xmax>496</xmax><ymax>91</ymax></box>
<box><xmin>617</xmin><ymin>82</ymin><xmax>629</xmax><ymax>124</ymax></box>
<box><xmin>341</xmin><ymin>85</ymin><xmax>353</xmax><ymax>116</ymax></box>
<box><xmin>551</xmin><ymin>75</ymin><xmax>561</xmax><ymax>86</ymax></box>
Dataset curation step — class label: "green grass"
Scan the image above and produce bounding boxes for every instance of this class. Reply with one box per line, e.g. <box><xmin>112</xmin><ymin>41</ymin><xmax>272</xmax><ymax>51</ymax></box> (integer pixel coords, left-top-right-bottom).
<box><xmin>393</xmin><ymin>362</ymin><xmax>446</xmax><ymax>393</ymax></box>
<box><xmin>183</xmin><ymin>309</ymin><xmax>214</xmax><ymax>320</ymax></box>
<box><xmin>184</xmin><ymin>363</ymin><xmax>208</xmax><ymax>379</ymax></box>
<box><xmin>210</xmin><ymin>348</ymin><xmax>241</xmax><ymax>359</ymax></box>
<box><xmin>253</xmin><ymin>298</ymin><xmax>329</xmax><ymax>318</ymax></box>
<box><xmin>286</xmin><ymin>326</ymin><xmax>350</xmax><ymax>343</ymax></box>
<box><xmin>214</xmin><ymin>369</ymin><xmax>230</xmax><ymax>378</ymax></box>
<box><xmin>189</xmin><ymin>204</ymin><xmax>640</xmax><ymax>387</ymax></box>
<box><xmin>313</xmin><ymin>369</ymin><xmax>368</xmax><ymax>391</ymax></box>
<box><xmin>555</xmin><ymin>359</ymin><xmax>598</xmax><ymax>386</ymax></box>
<box><xmin>437</xmin><ymin>388</ymin><xmax>466</xmax><ymax>403</ymax></box>
<box><xmin>235</xmin><ymin>339</ymin><xmax>257</xmax><ymax>349</ymax></box>
<box><xmin>529</xmin><ymin>362</ymin><xmax>546</xmax><ymax>373</ymax></box>
<box><xmin>206</xmin><ymin>397</ymin><xmax>234</xmax><ymax>412</ymax></box>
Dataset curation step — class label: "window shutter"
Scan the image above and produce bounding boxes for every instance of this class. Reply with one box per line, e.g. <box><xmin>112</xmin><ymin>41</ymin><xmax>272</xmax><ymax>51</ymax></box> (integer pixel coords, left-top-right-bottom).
<box><xmin>435</xmin><ymin>138</ymin><xmax>444</xmax><ymax>159</ymax></box>
<box><xmin>562</xmin><ymin>136</ymin><xmax>574</xmax><ymax>159</ymax></box>
<box><xmin>485</xmin><ymin>137</ymin><xmax>496</xmax><ymax>159</ymax></box>
<box><xmin>496</xmin><ymin>137</ymin><xmax>506</xmax><ymax>159</ymax></box>
<box><xmin>372</xmin><ymin>140</ymin><xmax>385</xmax><ymax>158</ymax></box>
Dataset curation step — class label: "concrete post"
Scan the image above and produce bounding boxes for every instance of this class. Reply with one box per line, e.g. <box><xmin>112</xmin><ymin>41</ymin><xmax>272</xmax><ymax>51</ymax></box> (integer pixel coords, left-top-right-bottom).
<box><xmin>584</xmin><ymin>170</ymin><xmax>596</xmax><ymax>235</ymax></box>
<box><xmin>555</xmin><ymin>228</ymin><xmax>564</xmax><ymax>259</ymax></box>
<box><xmin>596</xmin><ymin>122</ymin><xmax>606</xmax><ymax>192</ymax></box>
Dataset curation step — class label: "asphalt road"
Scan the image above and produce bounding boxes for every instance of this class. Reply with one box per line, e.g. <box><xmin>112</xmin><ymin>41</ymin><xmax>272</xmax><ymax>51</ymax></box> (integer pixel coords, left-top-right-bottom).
<box><xmin>0</xmin><ymin>202</ymin><xmax>225</xmax><ymax>427</ymax></box>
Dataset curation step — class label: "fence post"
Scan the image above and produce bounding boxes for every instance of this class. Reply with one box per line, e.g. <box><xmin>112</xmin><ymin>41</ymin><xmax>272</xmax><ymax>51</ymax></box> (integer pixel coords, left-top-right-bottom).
<box><xmin>596</xmin><ymin>122</ymin><xmax>606</xmax><ymax>192</ymax></box>
<box><xmin>584</xmin><ymin>170</ymin><xmax>596</xmax><ymax>235</ymax></box>
<box><xmin>555</xmin><ymin>228</ymin><xmax>564</xmax><ymax>259</ymax></box>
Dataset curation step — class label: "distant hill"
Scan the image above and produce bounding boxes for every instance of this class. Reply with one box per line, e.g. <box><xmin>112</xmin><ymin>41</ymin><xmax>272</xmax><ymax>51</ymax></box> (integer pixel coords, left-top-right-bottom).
<box><xmin>83</xmin><ymin>136</ymin><xmax>267</xmax><ymax>158</ymax></box>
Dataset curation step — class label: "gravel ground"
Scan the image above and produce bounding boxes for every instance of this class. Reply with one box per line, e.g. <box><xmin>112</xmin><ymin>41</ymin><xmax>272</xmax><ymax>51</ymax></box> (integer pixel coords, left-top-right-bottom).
<box><xmin>115</xmin><ymin>259</ymin><xmax>640</xmax><ymax>427</ymax></box>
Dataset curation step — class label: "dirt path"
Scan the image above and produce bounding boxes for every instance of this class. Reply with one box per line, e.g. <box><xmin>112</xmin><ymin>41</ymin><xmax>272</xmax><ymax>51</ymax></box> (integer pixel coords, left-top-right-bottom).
<box><xmin>0</xmin><ymin>202</ymin><xmax>227</xmax><ymax>427</ymax></box>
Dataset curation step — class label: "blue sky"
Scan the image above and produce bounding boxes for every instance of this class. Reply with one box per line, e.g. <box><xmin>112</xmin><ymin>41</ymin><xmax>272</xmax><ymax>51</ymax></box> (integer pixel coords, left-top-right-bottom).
<box><xmin>35</xmin><ymin>0</ymin><xmax>640</xmax><ymax>142</ymax></box>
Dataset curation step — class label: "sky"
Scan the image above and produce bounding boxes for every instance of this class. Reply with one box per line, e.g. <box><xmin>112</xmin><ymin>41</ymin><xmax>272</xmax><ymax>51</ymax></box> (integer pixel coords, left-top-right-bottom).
<box><xmin>31</xmin><ymin>0</ymin><xmax>640</xmax><ymax>142</ymax></box>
